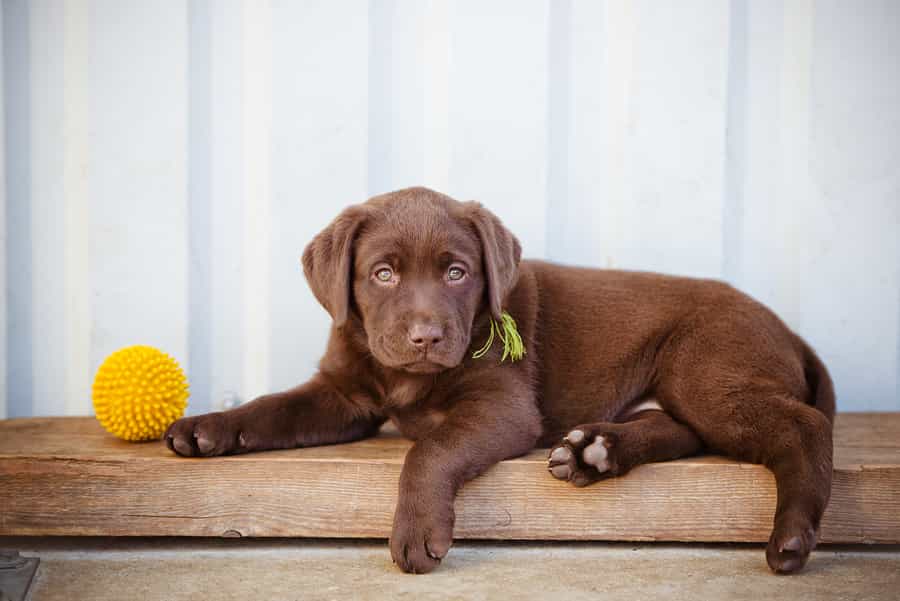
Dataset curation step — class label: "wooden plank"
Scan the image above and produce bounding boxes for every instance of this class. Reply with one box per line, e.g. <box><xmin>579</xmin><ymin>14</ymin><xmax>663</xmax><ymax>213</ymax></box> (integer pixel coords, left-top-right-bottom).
<box><xmin>0</xmin><ymin>414</ymin><xmax>898</xmax><ymax>543</ymax></box>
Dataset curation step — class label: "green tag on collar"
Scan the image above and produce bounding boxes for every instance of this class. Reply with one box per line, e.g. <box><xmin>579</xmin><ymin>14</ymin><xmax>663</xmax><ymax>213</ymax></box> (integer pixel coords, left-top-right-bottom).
<box><xmin>472</xmin><ymin>311</ymin><xmax>526</xmax><ymax>362</ymax></box>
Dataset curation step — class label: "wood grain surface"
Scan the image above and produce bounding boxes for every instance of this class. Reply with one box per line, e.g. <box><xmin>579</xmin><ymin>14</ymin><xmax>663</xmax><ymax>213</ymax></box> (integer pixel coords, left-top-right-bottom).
<box><xmin>1</xmin><ymin>414</ymin><xmax>898</xmax><ymax>543</ymax></box>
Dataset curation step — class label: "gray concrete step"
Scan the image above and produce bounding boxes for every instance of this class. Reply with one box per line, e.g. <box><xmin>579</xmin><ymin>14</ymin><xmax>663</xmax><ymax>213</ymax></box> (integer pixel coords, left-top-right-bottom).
<box><xmin>3</xmin><ymin>538</ymin><xmax>899</xmax><ymax>601</ymax></box>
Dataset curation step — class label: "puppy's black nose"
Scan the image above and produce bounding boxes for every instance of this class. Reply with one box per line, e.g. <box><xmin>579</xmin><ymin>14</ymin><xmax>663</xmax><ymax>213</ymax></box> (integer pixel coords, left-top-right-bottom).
<box><xmin>408</xmin><ymin>323</ymin><xmax>444</xmax><ymax>348</ymax></box>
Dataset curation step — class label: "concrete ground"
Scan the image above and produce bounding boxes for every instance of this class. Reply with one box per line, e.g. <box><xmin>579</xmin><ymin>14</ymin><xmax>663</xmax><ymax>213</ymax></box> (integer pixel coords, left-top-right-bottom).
<box><xmin>3</xmin><ymin>538</ymin><xmax>899</xmax><ymax>601</ymax></box>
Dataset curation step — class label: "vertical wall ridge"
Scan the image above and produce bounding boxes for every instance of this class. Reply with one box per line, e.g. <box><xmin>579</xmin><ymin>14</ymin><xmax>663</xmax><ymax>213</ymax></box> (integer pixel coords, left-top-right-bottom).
<box><xmin>88</xmin><ymin>0</ymin><xmax>191</xmax><ymax>412</ymax></box>
<box><xmin>545</xmin><ymin>0</ymin><xmax>571</xmax><ymax>262</ymax></box>
<box><xmin>422</xmin><ymin>0</ymin><xmax>451</xmax><ymax>192</ymax></box>
<box><xmin>62</xmin><ymin>0</ymin><xmax>90</xmax><ymax>415</ymax></box>
<box><xmin>207</xmin><ymin>0</ymin><xmax>244</xmax><ymax>410</ymax></box>
<box><xmin>367</xmin><ymin>0</ymin><xmax>392</xmax><ymax>197</ymax></box>
<box><xmin>722</xmin><ymin>0</ymin><xmax>748</xmax><ymax>285</ymax></box>
<box><xmin>30</xmin><ymin>0</ymin><xmax>67</xmax><ymax>416</ymax></box>
<box><xmin>240</xmin><ymin>0</ymin><xmax>272</xmax><ymax>402</ymax></box>
<box><xmin>188</xmin><ymin>0</ymin><xmax>212</xmax><ymax>414</ymax></box>
<box><xmin>268</xmin><ymin>0</ymin><xmax>369</xmax><ymax>394</ymax></box>
<box><xmin>774</xmin><ymin>0</ymin><xmax>814</xmax><ymax>329</ymax></box>
<box><xmin>595</xmin><ymin>0</ymin><xmax>635</xmax><ymax>269</ymax></box>
<box><xmin>0</xmin><ymin>0</ymin><xmax>6</xmax><ymax>418</ymax></box>
<box><xmin>3</xmin><ymin>0</ymin><xmax>33</xmax><ymax>417</ymax></box>
<box><xmin>448</xmin><ymin>0</ymin><xmax>550</xmax><ymax>257</ymax></box>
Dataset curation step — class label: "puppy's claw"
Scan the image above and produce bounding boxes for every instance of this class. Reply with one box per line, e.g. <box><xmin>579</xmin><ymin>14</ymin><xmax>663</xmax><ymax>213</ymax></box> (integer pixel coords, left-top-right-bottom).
<box><xmin>780</xmin><ymin>536</ymin><xmax>802</xmax><ymax>553</ymax></box>
<box><xmin>425</xmin><ymin>541</ymin><xmax>443</xmax><ymax>561</ymax></box>
<box><xmin>172</xmin><ymin>437</ymin><xmax>193</xmax><ymax>456</ymax></box>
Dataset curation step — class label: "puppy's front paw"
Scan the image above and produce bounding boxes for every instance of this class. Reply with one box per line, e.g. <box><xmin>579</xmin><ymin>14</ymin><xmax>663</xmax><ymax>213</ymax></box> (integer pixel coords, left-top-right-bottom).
<box><xmin>390</xmin><ymin>499</ymin><xmax>454</xmax><ymax>574</ymax></box>
<box><xmin>548</xmin><ymin>425</ymin><xmax>623</xmax><ymax>487</ymax></box>
<box><xmin>766</xmin><ymin>512</ymin><xmax>818</xmax><ymax>574</ymax></box>
<box><xmin>164</xmin><ymin>412</ymin><xmax>242</xmax><ymax>457</ymax></box>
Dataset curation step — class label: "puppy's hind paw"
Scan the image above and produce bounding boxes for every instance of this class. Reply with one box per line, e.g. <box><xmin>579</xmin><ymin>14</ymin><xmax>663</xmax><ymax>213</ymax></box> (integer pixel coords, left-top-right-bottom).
<box><xmin>767</xmin><ymin>522</ymin><xmax>817</xmax><ymax>574</ymax></box>
<box><xmin>547</xmin><ymin>425</ymin><xmax>622</xmax><ymax>487</ymax></box>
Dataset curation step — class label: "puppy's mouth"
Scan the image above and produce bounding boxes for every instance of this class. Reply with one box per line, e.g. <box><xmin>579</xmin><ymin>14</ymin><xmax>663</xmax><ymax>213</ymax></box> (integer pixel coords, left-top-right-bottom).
<box><xmin>400</xmin><ymin>360</ymin><xmax>452</xmax><ymax>375</ymax></box>
<box><xmin>371</xmin><ymin>334</ymin><xmax>466</xmax><ymax>374</ymax></box>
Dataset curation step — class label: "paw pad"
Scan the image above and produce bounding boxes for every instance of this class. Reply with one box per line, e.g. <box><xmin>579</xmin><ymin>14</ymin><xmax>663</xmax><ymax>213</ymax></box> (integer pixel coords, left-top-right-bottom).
<box><xmin>582</xmin><ymin>436</ymin><xmax>609</xmax><ymax>471</ymax></box>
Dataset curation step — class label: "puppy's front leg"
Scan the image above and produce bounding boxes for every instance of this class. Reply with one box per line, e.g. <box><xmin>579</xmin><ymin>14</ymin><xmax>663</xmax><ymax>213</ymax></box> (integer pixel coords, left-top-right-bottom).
<box><xmin>165</xmin><ymin>373</ymin><xmax>382</xmax><ymax>457</ymax></box>
<box><xmin>390</xmin><ymin>396</ymin><xmax>542</xmax><ymax>574</ymax></box>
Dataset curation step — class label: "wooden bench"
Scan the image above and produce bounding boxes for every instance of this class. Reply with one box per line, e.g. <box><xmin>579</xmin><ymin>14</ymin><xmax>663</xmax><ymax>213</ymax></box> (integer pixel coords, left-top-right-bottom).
<box><xmin>1</xmin><ymin>414</ymin><xmax>898</xmax><ymax>543</ymax></box>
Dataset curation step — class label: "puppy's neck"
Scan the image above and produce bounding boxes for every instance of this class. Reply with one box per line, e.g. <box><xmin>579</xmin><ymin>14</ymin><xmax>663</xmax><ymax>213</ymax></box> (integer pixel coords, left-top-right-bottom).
<box><xmin>322</xmin><ymin>319</ymin><xmax>442</xmax><ymax>410</ymax></box>
<box><xmin>378</xmin><ymin>369</ymin><xmax>437</xmax><ymax>409</ymax></box>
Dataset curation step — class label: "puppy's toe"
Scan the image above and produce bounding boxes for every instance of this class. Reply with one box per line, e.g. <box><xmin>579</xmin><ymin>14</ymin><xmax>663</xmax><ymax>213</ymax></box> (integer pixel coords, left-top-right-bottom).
<box><xmin>566</xmin><ymin>429</ymin><xmax>586</xmax><ymax>444</ymax></box>
<box><xmin>767</xmin><ymin>523</ymin><xmax>817</xmax><ymax>574</ymax></box>
<box><xmin>548</xmin><ymin>444</ymin><xmax>577</xmax><ymax>481</ymax></box>
<box><xmin>195</xmin><ymin>433</ymin><xmax>216</xmax><ymax>454</ymax></box>
<box><xmin>171</xmin><ymin>435</ymin><xmax>195</xmax><ymax>457</ymax></box>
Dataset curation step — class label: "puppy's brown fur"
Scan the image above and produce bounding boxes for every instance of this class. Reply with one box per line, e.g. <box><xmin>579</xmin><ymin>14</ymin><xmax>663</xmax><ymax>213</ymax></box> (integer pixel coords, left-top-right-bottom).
<box><xmin>165</xmin><ymin>187</ymin><xmax>834</xmax><ymax>575</ymax></box>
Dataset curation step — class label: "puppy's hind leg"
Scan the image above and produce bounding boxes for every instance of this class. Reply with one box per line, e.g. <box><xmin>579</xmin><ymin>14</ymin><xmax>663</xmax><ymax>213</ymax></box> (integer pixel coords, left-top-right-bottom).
<box><xmin>669</xmin><ymin>389</ymin><xmax>833</xmax><ymax>574</ymax></box>
<box><xmin>547</xmin><ymin>404</ymin><xmax>703</xmax><ymax>487</ymax></box>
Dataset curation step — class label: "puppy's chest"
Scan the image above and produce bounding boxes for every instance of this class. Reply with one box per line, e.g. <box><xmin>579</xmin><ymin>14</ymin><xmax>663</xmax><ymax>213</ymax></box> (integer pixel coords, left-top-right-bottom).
<box><xmin>383</xmin><ymin>378</ymin><xmax>433</xmax><ymax>408</ymax></box>
<box><xmin>388</xmin><ymin>406</ymin><xmax>447</xmax><ymax>440</ymax></box>
<box><xmin>381</xmin><ymin>379</ymin><xmax>448</xmax><ymax>440</ymax></box>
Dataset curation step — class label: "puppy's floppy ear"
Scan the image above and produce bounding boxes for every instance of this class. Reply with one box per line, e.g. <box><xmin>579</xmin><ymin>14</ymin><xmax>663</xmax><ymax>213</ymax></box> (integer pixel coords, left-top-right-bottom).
<box><xmin>465</xmin><ymin>202</ymin><xmax>522</xmax><ymax>321</ymax></box>
<box><xmin>301</xmin><ymin>205</ymin><xmax>368</xmax><ymax>328</ymax></box>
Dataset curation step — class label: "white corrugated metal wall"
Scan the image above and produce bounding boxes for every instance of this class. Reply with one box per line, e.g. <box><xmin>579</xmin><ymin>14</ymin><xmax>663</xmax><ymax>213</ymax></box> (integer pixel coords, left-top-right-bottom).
<box><xmin>2</xmin><ymin>0</ymin><xmax>898</xmax><ymax>418</ymax></box>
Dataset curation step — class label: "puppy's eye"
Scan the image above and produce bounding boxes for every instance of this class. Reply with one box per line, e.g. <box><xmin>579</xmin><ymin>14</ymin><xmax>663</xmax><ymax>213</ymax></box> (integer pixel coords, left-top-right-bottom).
<box><xmin>447</xmin><ymin>266</ymin><xmax>466</xmax><ymax>282</ymax></box>
<box><xmin>375</xmin><ymin>267</ymin><xmax>394</xmax><ymax>282</ymax></box>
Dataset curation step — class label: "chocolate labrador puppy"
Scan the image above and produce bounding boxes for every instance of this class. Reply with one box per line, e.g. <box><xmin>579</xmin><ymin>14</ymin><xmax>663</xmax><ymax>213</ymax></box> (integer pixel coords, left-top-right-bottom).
<box><xmin>165</xmin><ymin>187</ymin><xmax>834</xmax><ymax>575</ymax></box>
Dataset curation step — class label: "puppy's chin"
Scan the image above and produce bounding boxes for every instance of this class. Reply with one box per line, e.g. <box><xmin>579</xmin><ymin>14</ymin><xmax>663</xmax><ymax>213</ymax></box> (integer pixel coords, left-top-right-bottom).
<box><xmin>399</xmin><ymin>361</ymin><xmax>450</xmax><ymax>375</ymax></box>
<box><xmin>371</xmin><ymin>347</ymin><xmax>461</xmax><ymax>375</ymax></box>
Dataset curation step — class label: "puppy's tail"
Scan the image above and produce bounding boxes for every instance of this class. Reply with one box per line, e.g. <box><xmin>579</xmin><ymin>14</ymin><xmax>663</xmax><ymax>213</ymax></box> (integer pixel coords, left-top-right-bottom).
<box><xmin>798</xmin><ymin>337</ymin><xmax>836</xmax><ymax>424</ymax></box>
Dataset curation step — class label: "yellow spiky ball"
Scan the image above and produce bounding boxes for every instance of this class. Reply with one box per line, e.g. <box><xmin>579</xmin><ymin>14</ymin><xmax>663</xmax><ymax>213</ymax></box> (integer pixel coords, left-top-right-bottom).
<box><xmin>92</xmin><ymin>345</ymin><xmax>189</xmax><ymax>441</ymax></box>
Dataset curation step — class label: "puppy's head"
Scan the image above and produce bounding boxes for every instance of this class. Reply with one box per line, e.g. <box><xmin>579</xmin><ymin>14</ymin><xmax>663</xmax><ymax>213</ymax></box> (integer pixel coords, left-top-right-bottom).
<box><xmin>302</xmin><ymin>187</ymin><xmax>521</xmax><ymax>374</ymax></box>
